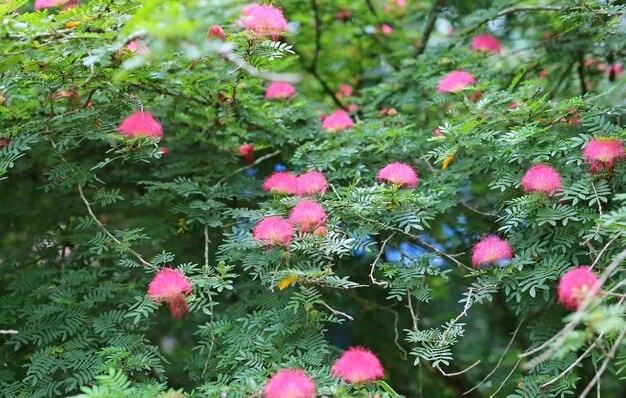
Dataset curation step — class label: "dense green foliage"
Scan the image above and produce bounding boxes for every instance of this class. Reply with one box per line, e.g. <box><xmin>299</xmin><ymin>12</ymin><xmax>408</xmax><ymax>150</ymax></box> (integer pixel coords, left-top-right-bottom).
<box><xmin>1</xmin><ymin>0</ymin><xmax>626</xmax><ymax>397</ymax></box>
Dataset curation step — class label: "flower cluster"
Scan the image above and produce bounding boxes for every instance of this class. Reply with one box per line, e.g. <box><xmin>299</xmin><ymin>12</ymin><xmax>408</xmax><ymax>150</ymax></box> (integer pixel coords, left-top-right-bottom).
<box><xmin>582</xmin><ymin>137</ymin><xmax>625</xmax><ymax>173</ymax></box>
<box><xmin>263</xmin><ymin>369</ymin><xmax>316</xmax><ymax>398</ymax></box>
<box><xmin>521</xmin><ymin>163</ymin><xmax>562</xmax><ymax>194</ymax></box>
<box><xmin>437</xmin><ymin>70</ymin><xmax>475</xmax><ymax>93</ymax></box>
<box><xmin>557</xmin><ymin>266</ymin><xmax>599</xmax><ymax>310</ymax></box>
<box><xmin>331</xmin><ymin>346</ymin><xmax>385</xmax><ymax>383</ymax></box>
<box><xmin>240</xmin><ymin>4</ymin><xmax>288</xmax><ymax>39</ymax></box>
<box><xmin>471</xmin><ymin>235</ymin><xmax>513</xmax><ymax>268</ymax></box>
<box><xmin>265</xmin><ymin>82</ymin><xmax>296</xmax><ymax>99</ymax></box>
<box><xmin>471</xmin><ymin>33</ymin><xmax>501</xmax><ymax>53</ymax></box>
<box><xmin>289</xmin><ymin>199</ymin><xmax>327</xmax><ymax>232</ymax></box>
<box><xmin>148</xmin><ymin>268</ymin><xmax>193</xmax><ymax>319</ymax></box>
<box><xmin>262</xmin><ymin>170</ymin><xmax>327</xmax><ymax>196</ymax></box>
<box><xmin>322</xmin><ymin>110</ymin><xmax>354</xmax><ymax>131</ymax></box>
<box><xmin>253</xmin><ymin>216</ymin><xmax>294</xmax><ymax>247</ymax></box>
<box><xmin>376</xmin><ymin>162</ymin><xmax>418</xmax><ymax>188</ymax></box>
<box><xmin>117</xmin><ymin>111</ymin><xmax>163</xmax><ymax>138</ymax></box>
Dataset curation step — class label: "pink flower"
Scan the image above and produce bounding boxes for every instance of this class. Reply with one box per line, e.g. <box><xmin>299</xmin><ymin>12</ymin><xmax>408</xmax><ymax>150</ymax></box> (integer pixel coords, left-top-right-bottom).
<box><xmin>126</xmin><ymin>39</ymin><xmax>149</xmax><ymax>55</ymax></box>
<box><xmin>605</xmin><ymin>63</ymin><xmax>623</xmax><ymax>79</ymax></box>
<box><xmin>159</xmin><ymin>147</ymin><xmax>169</xmax><ymax>155</ymax></box>
<box><xmin>296</xmin><ymin>171</ymin><xmax>328</xmax><ymax>195</ymax></box>
<box><xmin>376</xmin><ymin>162</ymin><xmax>418</xmax><ymax>187</ymax></box>
<box><xmin>253</xmin><ymin>216</ymin><xmax>294</xmax><ymax>247</ymax></box>
<box><xmin>34</xmin><ymin>0</ymin><xmax>78</xmax><ymax>10</ymax></box>
<box><xmin>117</xmin><ymin>111</ymin><xmax>164</xmax><ymax>138</ymax></box>
<box><xmin>521</xmin><ymin>164</ymin><xmax>563</xmax><ymax>194</ymax></box>
<box><xmin>437</xmin><ymin>70</ymin><xmax>475</xmax><ymax>93</ymax></box>
<box><xmin>289</xmin><ymin>199</ymin><xmax>327</xmax><ymax>232</ymax></box>
<box><xmin>396</xmin><ymin>0</ymin><xmax>407</xmax><ymax>7</ymax></box>
<box><xmin>241</xmin><ymin>4</ymin><xmax>288</xmax><ymax>39</ymax></box>
<box><xmin>148</xmin><ymin>268</ymin><xmax>192</xmax><ymax>319</ymax></box>
<box><xmin>381</xmin><ymin>24</ymin><xmax>393</xmax><ymax>35</ymax></box>
<box><xmin>558</xmin><ymin>266</ymin><xmax>599</xmax><ymax>310</ymax></box>
<box><xmin>331</xmin><ymin>346</ymin><xmax>384</xmax><ymax>383</ymax></box>
<box><xmin>539</xmin><ymin>69</ymin><xmax>550</xmax><ymax>78</ymax></box>
<box><xmin>583</xmin><ymin>137</ymin><xmax>625</xmax><ymax>171</ymax></box>
<box><xmin>238</xmin><ymin>144</ymin><xmax>254</xmax><ymax>163</ymax></box>
<box><xmin>263</xmin><ymin>369</ymin><xmax>316</xmax><ymax>398</ymax></box>
<box><xmin>207</xmin><ymin>24</ymin><xmax>226</xmax><ymax>40</ymax></box>
<box><xmin>471</xmin><ymin>235</ymin><xmax>513</xmax><ymax>268</ymax></box>
<box><xmin>471</xmin><ymin>33</ymin><xmax>501</xmax><ymax>53</ymax></box>
<box><xmin>347</xmin><ymin>104</ymin><xmax>360</xmax><ymax>112</ymax></box>
<box><xmin>265</xmin><ymin>82</ymin><xmax>296</xmax><ymax>99</ymax></box>
<box><xmin>337</xmin><ymin>84</ymin><xmax>353</xmax><ymax>97</ymax></box>
<box><xmin>508</xmin><ymin>102</ymin><xmax>519</xmax><ymax>109</ymax></box>
<box><xmin>263</xmin><ymin>172</ymin><xmax>298</xmax><ymax>195</ymax></box>
<box><xmin>322</xmin><ymin>110</ymin><xmax>354</xmax><ymax>131</ymax></box>
<box><xmin>148</xmin><ymin>268</ymin><xmax>192</xmax><ymax>302</ymax></box>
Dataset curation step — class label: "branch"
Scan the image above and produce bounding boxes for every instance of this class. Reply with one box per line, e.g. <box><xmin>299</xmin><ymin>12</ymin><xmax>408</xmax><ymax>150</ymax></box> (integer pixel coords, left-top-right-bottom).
<box><xmin>579</xmin><ymin>326</ymin><xmax>626</xmax><ymax>398</ymax></box>
<box><xmin>216</xmin><ymin>150</ymin><xmax>280</xmax><ymax>185</ymax></box>
<box><xmin>416</xmin><ymin>0</ymin><xmax>447</xmax><ymax>56</ymax></box>
<box><xmin>225</xmin><ymin>51</ymin><xmax>302</xmax><ymax>83</ymax></box>
<box><xmin>370</xmin><ymin>233</ymin><xmax>395</xmax><ymax>286</ymax></box>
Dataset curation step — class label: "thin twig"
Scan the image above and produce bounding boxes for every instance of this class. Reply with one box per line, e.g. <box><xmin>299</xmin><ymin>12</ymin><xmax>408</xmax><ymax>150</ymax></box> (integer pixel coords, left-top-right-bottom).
<box><xmin>489</xmin><ymin>358</ymin><xmax>521</xmax><ymax>398</ymax></box>
<box><xmin>370</xmin><ymin>233</ymin><xmax>395</xmax><ymax>286</ymax></box>
<box><xmin>439</xmin><ymin>360</ymin><xmax>481</xmax><ymax>377</ymax></box>
<box><xmin>0</xmin><ymin>330</ymin><xmax>18</xmax><ymax>334</ymax></box>
<box><xmin>578</xmin><ymin>326</ymin><xmax>626</xmax><ymax>398</ymax></box>
<box><xmin>464</xmin><ymin>317</ymin><xmax>526</xmax><ymax>394</ymax></box>
<box><xmin>581</xmin><ymin>180</ymin><xmax>604</xmax><ymax>246</ymax></box>
<box><xmin>217</xmin><ymin>150</ymin><xmax>280</xmax><ymax>184</ymax></box>
<box><xmin>320</xmin><ymin>301</ymin><xmax>353</xmax><ymax>320</ymax></box>
<box><xmin>464</xmin><ymin>6</ymin><xmax>567</xmax><ymax>36</ymax></box>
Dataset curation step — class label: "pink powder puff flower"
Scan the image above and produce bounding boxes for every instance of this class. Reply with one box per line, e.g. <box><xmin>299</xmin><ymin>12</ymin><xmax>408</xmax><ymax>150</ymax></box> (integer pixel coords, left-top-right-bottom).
<box><xmin>126</xmin><ymin>39</ymin><xmax>149</xmax><ymax>55</ymax></box>
<box><xmin>521</xmin><ymin>164</ymin><xmax>563</xmax><ymax>194</ymax></box>
<box><xmin>471</xmin><ymin>235</ymin><xmax>513</xmax><ymax>268</ymax></box>
<box><xmin>289</xmin><ymin>199</ymin><xmax>327</xmax><ymax>232</ymax></box>
<box><xmin>240</xmin><ymin>4</ymin><xmax>288</xmax><ymax>40</ymax></box>
<box><xmin>558</xmin><ymin>266</ymin><xmax>600</xmax><ymax>310</ymax></box>
<box><xmin>583</xmin><ymin>137</ymin><xmax>625</xmax><ymax>167</ymax></box>
<box><xmin>263</xmin><ymin>172</ymin><xmax>298</xmax><ymax>195</ymax></box>
<box><xmin>253</xmin><ymin>216</ymin><xmax>294</xmax><ymax>247</ymax></box>
<box><xmin>263</xmin><ymin>369</ymin><xmax>316</xmax><ymax>398</ymax></box>
<box><xmin>376</xmin><ymin>162</ymin><xmax>418</xmax><ymax>188</ymax></box>
<box><xmin>381</xmin><ymin>24</ymin><xmax>393</xmax><ymax>35</ymax></box>
<box><xmin>508</xmin><ymin>102</ymin><xmax>519</xmax><ymax>109</ymax></box>
<box><xmin>331</xmin><ymin>346</ymin><xmax>384</xmax><ymax>383</ymax></box>
<box><xmin>117</xmin><ymin>111</ymin><xmax>164</xmax><ymax>138</ymax></box>
<box><xmin>471</xmin><ymin>33</ymin><xmax>501</xmax><ymax>53</ymax></box>
<box><xmin>397</xmin><ymin>0</ymin><xmax>406</xmax><ymax>7</ymax></box>
<box><xmin>34</xmin><ymin>0</ymin><xmax>78</xmax><ymax>10</ymax></box>
<box><xmin>296</xmin><ymin>170</ymin><xmax>328</xmax><ymax>195</ymax></box>
<box><xmin>265</xmin><ymin>82</ymin><xmax>296</xmax><ymax>99</ymax></box>
<box><xmin>238</xmin><ymin>144</ymin><xmax>254</xmax><ymax>163</ymax></box>
<box><xmin>347</xmin><ymin>104</ymin><xmax>360</xmax><ymax>112</ymax></box>
<box><xmin>337</xmin><ymin>84</ymin><xmax>353</xmax><ymax>98</ymax></box>
<box><xmin>437</xmin><ymin>70</ymin><xmax>475</xmax><ymax>93</ymax></box>
<box><xmin>148</xmin><ymin>268</ymin><xmax>192</xmax><ymax>319</ymax></box>
<box><xmin>159</xmin><ymin>147</ymin><xmax>169</xmax><ymax>155</ymax></box>
<box><xmin>605</xmin><ymin>63</ymin><xmax>623</xmax><ymax>79</ymax></box>
<box><xmin>539</xmin><ymin>69</ymin><xmax>550</xmax><ymax>78</ymax></box>
<box><xmin>207</xmin><ymin>24</ymin><xmax>226</xmax><ymax>40</ymax></box>
<box><xmin>322</xmin><ymin>110</ymin><xmax>354</xmax><ymax>131</ymax></box>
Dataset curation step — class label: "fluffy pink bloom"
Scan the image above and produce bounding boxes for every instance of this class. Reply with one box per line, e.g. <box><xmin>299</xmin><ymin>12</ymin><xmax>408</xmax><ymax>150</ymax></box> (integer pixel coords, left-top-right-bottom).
<box><xmin>521</xmin><ymin>164</ymin><xmax>563</xmax><ymax>194</ymax></box>
<box><xmin>117</xmin><ymin>111</ymin><xmax>164</xmax><ymax>138</ymax></box>
<box><xmin>263</xmin><ymin>369</ymin><xmax>316</xmax><ymax>398</ymax></box>
<box><xmin>331</xmin><ymin>346</ymin><xmax>384</xmax><ymax>383</ymax></box>
<box><xmin>558</xmin><ymin>266</ymin><xmax>599</xmax><ymax>310</ymax></box>
<box><xmin>296</xmin><ymin>171</ymin><xmax>328</xmax><ymax>195</ymax></box>
<box><xmin>148</xmin><ymin>268</ymin><xmax>192</xmax><ymax>302</ymax></box>
<box><xmin>238</xmin><ymin>144</ymin><xmax>254</xmax><ymax>163</ymax></box>
<box><xmin>471</xmin><ymin>33</ymin><xmax>501</xmax><ymax>53</ymax></box>
<box><xmin>253</xmin><ymin>216</ymin><xmax>294</xmax><ymax>247</ymax></box>
<box><xmin>126</xmin><ymin>39</ymin><xmax>149</xmax><ymax>54</ymax></box>
<box><xmin>539</xmin><ymin>69</ymin><xmax>550</xmax><ymax>78</ymax></box>
<box><xmin>322</xmin><ymin>110</ymin><xmax>354</xmax><ymax>131</ymax></box>
<box><xmin>376</xmin><ymin>162</ymin><xmax>418</xmax><ymax>187</ymax></box>
<box><xmin>289</xmin><ymin>199</ymin><xmax>327</xmax><ymax>232</ymax></box>
<box><xmin>605</xmin><ymin>63</ymin><xmax>623</xmax><ymax>79</ymax></box>
<box><xmin>397</xmin><ymin>0</ymin><xmax>406</xmax><ymax>7</ymax></box>
<box><xmin>265</xmin><ymin>82</ymin><xmax>296</xmax><ymax>99</ymax></box>
<box><xmin>381</xmin><ymin>24</ymin><xmax>393</xmax><ymax>35</ymax></box>
<box><xmin>263</xmin><ymin>172</ymin><xmax>298</xmax><ymax>195</ymax></box>
<box><xmin>337</xmin><ymin>84</ymin><xmax>353</xmax><ymax>97</ymax></box>
<box><xmin>34</xmin><ymin>0</ymin><xmax>78</xmax><ymax>10</ymax></box>
<box><xmin>148</xmin><ymin>268</ymin><xmax>192</xmax><ymax>318</ymax></box>
<box><xmin>471</xmin><ymin>235</ymin><xmax>513</xmax><ymax>268</ymax></box>
<box><xmin>582</xmin><ymin>137</ymin><xmax>625</xmax><ymax>170</ymax></box>
<box><xmin>207</xmin><ymin>24</ymin><xmax>226</xmax><ymax>40</ymax></box>
<box><xmin>159</xmin><ymin>147</ymin><xmax>169</xmax><ymax>155</ymax></box>
<box><xmin>241</xmin><ymin>4</ymin><xmax>288</xmax><ymax>39</ymax></box>
<box><xmin>437</xmin><ymin>70</ymin><xmax>475</xmax><ymax>93</ymax></box>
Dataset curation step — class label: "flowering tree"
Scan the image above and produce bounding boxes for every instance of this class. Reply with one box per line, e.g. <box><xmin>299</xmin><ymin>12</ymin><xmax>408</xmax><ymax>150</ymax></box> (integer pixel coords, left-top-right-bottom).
<box><xmin>1</xmin><ymin>1</ymin><xmax>626</xmax><ymax>397</ymax></box>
